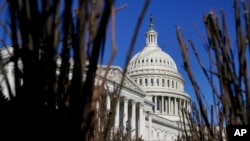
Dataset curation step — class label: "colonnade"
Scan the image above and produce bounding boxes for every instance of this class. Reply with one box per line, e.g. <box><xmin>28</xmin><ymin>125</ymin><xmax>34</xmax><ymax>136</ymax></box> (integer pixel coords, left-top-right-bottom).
<box><xmin>114</xmin><ymin>97</ymin><xmax>145</xmax><ymax>138</ymax></box>
<box><xmin>152</xmin><ymin>95</ymin><xmax>190</xmax><ymax>114</ymax></box>
<box><xmin>96</xmin><ymin>94</ymin><xmax>189</xmax><ymax>140</ymax></box>
<box><xmin>146</xmin><ymin>34</ymin><xmax>157</xmax><ymax>44</ymax></box>
<box><xmin>97</xmin><ymin>95</ymin><xmax>146</xmax><ymax>139</ymax></box>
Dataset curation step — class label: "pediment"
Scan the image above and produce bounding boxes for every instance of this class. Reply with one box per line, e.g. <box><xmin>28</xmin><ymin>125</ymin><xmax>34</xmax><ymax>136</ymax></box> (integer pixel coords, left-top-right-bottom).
<box><xmin>97</xmin><ymin>66</ymin><xmax>145</xmax><ymax>94</ymax></box>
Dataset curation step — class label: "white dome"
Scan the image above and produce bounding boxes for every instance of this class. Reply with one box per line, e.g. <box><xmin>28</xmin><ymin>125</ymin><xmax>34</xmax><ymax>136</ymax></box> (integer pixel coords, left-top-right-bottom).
<box><xmin>127</xmin><ymin>45</ymin><xmax>178</xmax><ymax>73</ymax></box>
<box><xmin>126</xmin><ymin>16</ymin><xmax>185</xmax><ymax>93</ymax></box>
<box><xmin>127</xmin><ymin>22</ymin><xmax>178</xmax><ymax>75</ymax></box>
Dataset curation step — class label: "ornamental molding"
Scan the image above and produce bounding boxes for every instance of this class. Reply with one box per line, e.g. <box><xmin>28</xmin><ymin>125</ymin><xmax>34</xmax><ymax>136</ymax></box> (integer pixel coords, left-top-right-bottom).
<box><xmin>146</xmin><ymin>91</ymin><xmax>190</xmax><ymax>100</ymax></box>
<box><xmin>150</xmin><ymin>114</ymin><xmax>179</xmax><ymax>130</ymax></box>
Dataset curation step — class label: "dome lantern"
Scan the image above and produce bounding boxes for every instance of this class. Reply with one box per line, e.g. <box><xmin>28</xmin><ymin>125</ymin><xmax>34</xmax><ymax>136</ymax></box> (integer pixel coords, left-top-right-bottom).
<box><xmin>146</xmin><ymin>14</ymin><xmax>158</xmax><ymax>46</ymax></box>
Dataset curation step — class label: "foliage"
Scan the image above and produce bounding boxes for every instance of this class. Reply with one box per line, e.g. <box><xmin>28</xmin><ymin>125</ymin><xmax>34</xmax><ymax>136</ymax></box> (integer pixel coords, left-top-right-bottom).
<box><xmin>176</xmin><ymin>0</ymin><xmax>250</xmax><ymax>140</ymax></box>
<box><xmin>0</xmin><ymin>0</ymin><xmax>151</xmax><ymax>140</ymax></box>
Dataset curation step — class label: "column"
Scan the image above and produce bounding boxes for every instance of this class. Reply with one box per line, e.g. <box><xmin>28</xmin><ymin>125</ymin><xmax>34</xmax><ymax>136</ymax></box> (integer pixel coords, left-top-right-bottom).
<box><xmin>174</xmin><ymin>98</ymin><xmax>177</xmax><ymax>115</ymax></box>
<box><xmin>161</xmin><ymin>96</ymin><xmax>164</xmax><ymax>113</ymax></box>
<box><xmin>154</xmin><ymin>96</ymin><xmax>157</xmax><ymax>112</ymax></box>
<box><xmin>123</xmin><ymin>97</ymin><xmax>128</xmax><ymax>129</ymax></box>
<box><xmin>131</xmin><ymin>100</ymin><xmax>136</xmax><ymax>138</ymax></box>
<box><xmin>148</xmin><ymin>112</ymin><xmax>152</xmax><ymax>140</ymax></box>
<box><xmin>165</xmin><ymin>98</ymin><xmax>167</xmax><ymax>114</ymax></box>
<box><xmin>168</xmin><ymin>97</ymin><xmax>171</xmax><ymax>114</ymax></box>
<box><xmin>115</xmin><ymin>97</ymin><xmax>120</xmax><ymax>128</ymax></box>
<box><xmin>171</xmin><ymin>97</ymin><xmax>173</xmax><ymax>114</ymax></box>
<box><xmin>138</xmin><ymin>103</ymin><xmax>144</xmax><ymax>138</ymax></box>
<box><xmin>176</xmin><ymin>98</ymin><xmax>180</xmax><ymax>114</ymax></box>
<box><xmin>142</xmin><ymin>78</ymin><xmax>145</xmax><ymax>86</ymax></box>
<box><xmin>142</xmin><ymin>111</ymin><xmax>145</xmax><ymax>138</ymax></box>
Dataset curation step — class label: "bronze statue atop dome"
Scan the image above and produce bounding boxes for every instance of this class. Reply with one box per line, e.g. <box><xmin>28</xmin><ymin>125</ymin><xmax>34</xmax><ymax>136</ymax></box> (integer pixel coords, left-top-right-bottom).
<box><xmin>149</xmin><ymin>14</ymin><xmax>154</xmax><ymax>30</ymax></box>
<box><xmin>150</xmin><ymin>14</ymin><xmax>154</xmax><ymax>25</ymax></box>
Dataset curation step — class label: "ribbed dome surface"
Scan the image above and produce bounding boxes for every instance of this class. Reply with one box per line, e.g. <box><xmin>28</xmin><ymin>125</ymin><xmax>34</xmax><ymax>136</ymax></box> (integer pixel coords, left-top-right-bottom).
<box><xmin>127</xmin><ymin>45</ymin><xmax>177</xmax><ymax>73</ymax></box>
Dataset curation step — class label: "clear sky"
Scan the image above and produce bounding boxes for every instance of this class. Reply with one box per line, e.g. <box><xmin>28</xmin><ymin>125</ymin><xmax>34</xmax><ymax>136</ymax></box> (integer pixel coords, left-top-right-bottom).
<box><xmin>102</xmin><ymin>0</ymin><xmax>236</xmax><ymax>107</ymax></box>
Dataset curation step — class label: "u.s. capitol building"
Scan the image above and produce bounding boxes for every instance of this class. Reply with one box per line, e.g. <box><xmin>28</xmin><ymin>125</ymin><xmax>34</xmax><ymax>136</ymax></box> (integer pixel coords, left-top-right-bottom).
<box><xmin>96</xmin><ymin>16</ymin><xmax>191</xmax><ymax>140</ymax></box>
<box><xmin>0</xmin><ymin>16</ymin><xmax>191</xmax><ymax>141</ymax></box>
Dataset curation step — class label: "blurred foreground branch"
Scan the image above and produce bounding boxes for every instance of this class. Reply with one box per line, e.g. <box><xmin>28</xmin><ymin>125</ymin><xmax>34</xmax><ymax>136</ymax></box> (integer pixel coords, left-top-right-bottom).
<box><xmin>176</xmin><ymin>0</ymin><xmax>250</xmax><ymax>140</ymax></box>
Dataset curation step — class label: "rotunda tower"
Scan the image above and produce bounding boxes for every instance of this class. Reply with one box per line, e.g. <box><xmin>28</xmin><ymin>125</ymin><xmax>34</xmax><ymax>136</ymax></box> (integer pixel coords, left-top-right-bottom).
<box><xmin>127</xmin><ymin>15</ymin><xmax>190</xmax><ymax>121</ymax></box>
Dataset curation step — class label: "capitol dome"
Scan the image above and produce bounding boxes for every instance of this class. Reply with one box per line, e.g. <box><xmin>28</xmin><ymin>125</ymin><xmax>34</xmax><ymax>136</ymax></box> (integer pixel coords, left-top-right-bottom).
<box><xmin>126</xmin><ymin>15</ymin><xmax>190</xmax><ymax>120</ymax></box>
<box><xmin>127</xmin><ymin>43</ymin><xmax>178</xmax><ymax>73</ymax></box>
<box><xmin>127</xmin><ymin>15</ymin><xmax>184</xmax><ymax>92</ymax></box>
<box><xmin>127</xmin><ymin>18</ymin><xmax>177</xmax><ymax>73</ymax></box>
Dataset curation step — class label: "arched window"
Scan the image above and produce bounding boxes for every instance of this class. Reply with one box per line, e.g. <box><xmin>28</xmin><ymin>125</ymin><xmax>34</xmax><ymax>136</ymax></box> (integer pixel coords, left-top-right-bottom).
<box><xmin>176</xmin><ymin>82</ymin><xmax>178</xmax><ymax>89</ymax></box>
<box><xmin>172</xmin><ymin>81</ymin><xmax>174</xmax><ymax>88</ymax></box>
<box><xmin>140</xmin><ymin>79</ymin><xmax>142</xmax><ymax>85</ymax></box>
<box><xmin>162</xmin><ymin>79</ymin><xmax>165</xmax><ymax>86</ymax></box>
<box><xmin>156</xmin><ymin>78</ymin><xmax>159</xmax><ymax>86</ymax></box>
<box><xmin>167</xmin><ymin>80</ymin><xmax>170</xmax><ymax>87</ymax></box>
<box><xmin>151</xmin><ymin>78</ymin><xmax>153</xmax><ymax>86</ymax></box>
<box><xmin>145</xmin><ymin>79</ymin><xmax>148</xmax><ymax>86</ymax></box>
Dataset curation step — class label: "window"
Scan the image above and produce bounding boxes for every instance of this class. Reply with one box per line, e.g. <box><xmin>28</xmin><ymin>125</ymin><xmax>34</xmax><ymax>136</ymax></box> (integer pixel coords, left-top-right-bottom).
<box><xmin>156</xmin><ymin>79</ymin><xmax>159</xmax><ymax>86</ymax></box>
<box><xmin>151</xmin><ymin>78</ymin><xmax>153</xmax><ymax>86</ymax></box>
<box><xmin>140</xmin><ymin>79</ymin><xmax>142</xmax><ymax>85</ymax></box>
<box><xmin>167</xmin><ymin>80</ymin><xmax>170</xmax><ymax>87</ymax></box>
<box><xmin>172</xmin><ymin>81</ymin><xmax>174</xmax><ymax>88</ymax></box>
<box><xmin>162</xmin><ymin>79</ymin><xmax>165</xmax><ymax>86</ymax></box>
<box><xmin>145</xmin><ymin>79</ymin><xmax>148</xmax><ymax>86</ymax></box>
<box><xmin>176</xmin><ymin>82</ymin><xmax>178</xmax><ymax>89</ymax></box>
<box><xmin>135</xmin><ymin>79</ymin><xmax>137</xmax><ymax>83</ymax></box>
<box><xmin>151</xmin><ymin>59</ymin><xmax>153</xmax><ymax>63</ymax></box>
